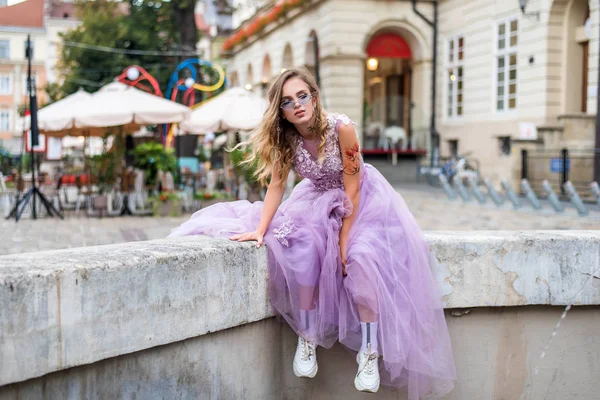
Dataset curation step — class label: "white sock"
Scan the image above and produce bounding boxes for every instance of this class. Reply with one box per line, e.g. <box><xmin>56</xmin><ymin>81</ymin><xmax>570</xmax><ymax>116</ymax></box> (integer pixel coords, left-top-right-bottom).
<box><xmin>360</xmin><ymin>321</ymin><xmax>378</xmax><ymax>353</ymax></box>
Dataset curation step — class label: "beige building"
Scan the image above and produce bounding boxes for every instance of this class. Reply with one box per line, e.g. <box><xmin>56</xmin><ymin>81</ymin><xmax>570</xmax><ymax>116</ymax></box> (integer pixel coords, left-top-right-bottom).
<box><xmin>0</xmin><ymin>0</ymin><xmax>79</xmax><ymax>152</ymax></box>
<box><xmin>222</xmin><ymin>0</ymin><xmax>599</xmax><ymax>184</ymax></box>
<box><xmin>0</xmin><ymin>0</ymin><xmax>48</xmax><ymax>148</ymax></box>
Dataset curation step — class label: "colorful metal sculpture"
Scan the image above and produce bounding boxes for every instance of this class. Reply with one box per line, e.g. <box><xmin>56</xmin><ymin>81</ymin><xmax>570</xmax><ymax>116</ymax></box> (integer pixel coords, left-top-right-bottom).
<box><xmin>117</xmin><ymin>66</ymin><xmax>163</xmax><ymax>97</ymax></box>
<box><xmin>164</xmin><ymin>59</ymin><xmax>227</xmax><ymax>147</ymax></box>
<box><xmin>117</xmin><ymin>59</ymin><xmax>227</xmax><ymax>148</ymax></box>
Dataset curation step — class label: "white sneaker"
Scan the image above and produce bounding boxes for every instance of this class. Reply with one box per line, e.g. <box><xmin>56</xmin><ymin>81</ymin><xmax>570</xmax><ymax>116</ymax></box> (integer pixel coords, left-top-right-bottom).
<box><xmin>354</xmin><ymin>344</ymin><xmax>380</xmax><ymax>393</ymax></box>
<box><xmin>293</xmin><ymin>336</ymin><xmax>318</xmax><ymax>378</ymax></box>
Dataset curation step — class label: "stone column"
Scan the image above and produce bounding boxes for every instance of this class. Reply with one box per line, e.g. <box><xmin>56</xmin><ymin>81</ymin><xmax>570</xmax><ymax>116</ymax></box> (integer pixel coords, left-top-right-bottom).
<box><xmin>319</xmin><ymin>54</ymin><xmax>365</xmax><ymax>140</ymax></box>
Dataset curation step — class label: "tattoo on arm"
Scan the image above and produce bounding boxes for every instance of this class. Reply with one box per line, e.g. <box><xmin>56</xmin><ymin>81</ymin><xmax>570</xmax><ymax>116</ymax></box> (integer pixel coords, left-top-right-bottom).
<box><xmin>343</xmin><ymin>143</ymin><xmax>361</xmax><ymax>175</ymax></box>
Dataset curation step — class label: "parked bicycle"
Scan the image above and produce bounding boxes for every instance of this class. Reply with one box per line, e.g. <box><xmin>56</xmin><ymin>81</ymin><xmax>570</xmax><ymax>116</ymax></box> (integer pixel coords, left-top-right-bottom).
<box><xmin>423</xmin><ymin>154</ymin><xmax>480</xmax><ymax>188</ymax></box>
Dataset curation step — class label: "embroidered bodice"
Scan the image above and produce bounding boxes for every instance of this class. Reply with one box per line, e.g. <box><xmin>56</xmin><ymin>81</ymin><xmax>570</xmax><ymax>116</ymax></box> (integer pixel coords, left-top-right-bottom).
<box><xmin>292</xmin><ymin>113</ymin><xmax>353</xmax><ymax>192</ymax></box>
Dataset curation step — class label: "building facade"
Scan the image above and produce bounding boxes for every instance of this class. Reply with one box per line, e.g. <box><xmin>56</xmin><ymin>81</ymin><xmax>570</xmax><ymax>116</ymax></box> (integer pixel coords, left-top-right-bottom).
<box><xmin>195</xmin><ymin>0</ymin><xmax>234</xmax><ymax>63</ymax></box>
<box><xmin>0</xmin><ymin>0</ymin><xmax>48</xmax><ymax>149</ymax></box>
<box><xmin>0</xmin><ymin>0</ymin><xmax>79</xmax><ymax>152</ymax></box>
<box><xmin>221</xmin><ymin>0</ymin><xmax>599</xmax><ymax>183</ymax></box>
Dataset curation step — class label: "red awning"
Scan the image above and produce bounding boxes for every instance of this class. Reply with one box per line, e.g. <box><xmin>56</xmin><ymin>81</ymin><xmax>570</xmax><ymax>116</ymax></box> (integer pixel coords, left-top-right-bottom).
<box><xmin>366</xmin><ymin>33</ymin><xmax>412</xmax><ymax>59</ymax></box>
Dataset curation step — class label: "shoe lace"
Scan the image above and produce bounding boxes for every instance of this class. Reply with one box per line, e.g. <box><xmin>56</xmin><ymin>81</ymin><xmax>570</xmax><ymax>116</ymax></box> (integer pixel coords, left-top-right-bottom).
<box><xmin>300</xmin><ymin>337</ymin><xmax>315</xmax><ymax>362</ymax></box>
<box><xmin>360</xmin><ymin>344</ymin><xmax>379</xmax><ymax>376</ymax></box>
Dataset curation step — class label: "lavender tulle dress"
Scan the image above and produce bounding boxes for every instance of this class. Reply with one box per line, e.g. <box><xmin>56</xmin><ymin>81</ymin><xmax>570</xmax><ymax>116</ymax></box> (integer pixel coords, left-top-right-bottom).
<box><xmin>169</xmin><ymin>113</ymin><xmax>456</xmax><ymax>398</ymax></box>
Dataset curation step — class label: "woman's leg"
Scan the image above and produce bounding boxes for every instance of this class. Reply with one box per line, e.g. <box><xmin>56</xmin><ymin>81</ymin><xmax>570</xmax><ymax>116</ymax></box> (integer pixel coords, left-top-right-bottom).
<box><xmin>353</xmin><ymin>282</ymin><xmax>381</xmax><ymax>393</ymax></box>
<box><xmin>298</xmin><ymin>284</ymin><xmax>317</xmax><ymax>340</ymax></box>
<box><xmin>358</xmin><ymin>303</ymin><xmax>378</xmax><ymax>353</ymax></box>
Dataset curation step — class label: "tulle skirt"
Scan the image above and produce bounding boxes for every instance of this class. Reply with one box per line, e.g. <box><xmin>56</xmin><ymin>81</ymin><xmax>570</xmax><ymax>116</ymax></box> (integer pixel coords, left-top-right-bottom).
<box><xmin>169</xmin><ymin>163</ymin><xmax>456</xmax><ymax>399</ymax></box>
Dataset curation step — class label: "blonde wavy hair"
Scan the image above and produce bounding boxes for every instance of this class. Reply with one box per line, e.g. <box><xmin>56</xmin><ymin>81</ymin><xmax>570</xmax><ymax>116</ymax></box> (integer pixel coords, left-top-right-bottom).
<box><xmin>235</xmin><ymin>68</ymin><xmax>328</xmax><ymax>187</ymax></box>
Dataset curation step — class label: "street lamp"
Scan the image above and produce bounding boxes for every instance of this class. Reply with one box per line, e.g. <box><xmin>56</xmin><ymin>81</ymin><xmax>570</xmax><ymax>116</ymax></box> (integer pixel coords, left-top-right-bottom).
<box><xmin>367</xmin><ymin>58</ymin><xmax>379</xmax><ymax>71</ymax></box>
<box><xmin>519</xmin><ymin>0</ymin><xmax>540</xmax><ymax>21</ymax></box>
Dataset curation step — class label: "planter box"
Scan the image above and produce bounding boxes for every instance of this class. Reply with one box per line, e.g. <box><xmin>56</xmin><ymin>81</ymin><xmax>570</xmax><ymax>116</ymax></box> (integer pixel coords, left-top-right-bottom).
<box><xmin>154</xmin><ymin>199</ymin><xmax>181</xmax><ymax>217</ymax></box>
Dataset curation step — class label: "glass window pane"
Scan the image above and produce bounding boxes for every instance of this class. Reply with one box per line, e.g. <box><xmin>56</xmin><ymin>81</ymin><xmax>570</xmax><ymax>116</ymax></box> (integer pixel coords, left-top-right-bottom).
<box><xmin>509</xmin><ymin>97</ymin><xmax>516</xmax><ymax>109</ymax></box>
<box><xmin>498</xmin><ymin>72</ymin><xmax>505</xmax><ymax>83</ymax></box>
<box><xmin>449</xmin><ymin>40</ymin><xmax>454</xmax><ymax>63</ymax></box>
<box><xmin>509</xmin><ymin>69</ymin><xmax>517</xmax><ymax>80</ymax></box>
<box><xmin>510</xmin><ymin>19</ymin><xmax>518</xmax><ymax>33</ymax></box>
<box><xmin>458</xmin><ymin>81</ymin><xmax>463</xmax><ymax>90</ymax></box>
<box><xmin>498</xmin><ymin>57</ymin><xmax>505</xmax><ymax>68</ymax></box>
<box><xmin>497</xmin><ymin>86</ymin><xmax>505</xmax><ymax>96</ymax></box>
<box><xmin>510</xmin><ymin>34</ymin><xmax>518</xmax><ymax>47</ymax></box>
<box><xmin>457</xmin><ymin>93</ymin><xmax>463</xmax><ymax>103</ymax></box>
<box><xmin>509</xmin><ymin>83</ymin><xmax>517</xmax><ymax>95</ymax></box>
<box><xmin>499</xmin><ymin>23</ymin><xmax>505</xmax><ymax>36</ymax></box>
<box><xmin>458</xmin><ymin>67</ymin><xmax>463</xmax><ymax>78</ymax></box>
<box><xmin>510</xmin><ymin>54</ymin><xmax>517</xmax><ymax>66</ymax></box>
<box><xmin>457</xmin><ymin>106</ymin><xmax>463</xmax><ymax>116</ymax></box>
<box><xmin>497</xmin><ymin>100</ymin><xmax>504</xmax><ymax>110</ymax></box>
<box><xmin>499</xmin><ymin>38</ymin><xmax>505</xmax><ymax>50</ymax></box>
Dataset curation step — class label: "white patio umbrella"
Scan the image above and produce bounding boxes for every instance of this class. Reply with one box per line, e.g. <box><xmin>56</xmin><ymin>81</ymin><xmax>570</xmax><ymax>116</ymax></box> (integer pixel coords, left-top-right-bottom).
<box><xmin>179</xmin><ymin>87</ymin><xmax>268</xmax><ymax>134</ymax></box>
<box><xmin>18</xmin><ymin>88</ymin><xmax>92</xmax><ymax>134</ymax></box>
<box><xmin>75</xmin><ymin>81</ymin><xmax>191</xmax><ymax>128</ymax></box>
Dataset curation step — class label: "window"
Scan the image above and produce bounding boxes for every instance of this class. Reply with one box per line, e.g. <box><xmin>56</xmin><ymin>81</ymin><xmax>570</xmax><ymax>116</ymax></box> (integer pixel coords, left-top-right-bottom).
<box><xmin>496</xmin><ymin>19</ymin><xmax>518</xmax><ymax>111</ymax></box>
<box><xmin>447</xmin><ymin>36</ymin><xmax>464</xmax><ymax>118</ymax></box>
<box><xmin>498</xmin><ymin>136</ymin><xmax>512</xmax><ymax>156</ymax></box>
<box><xmin>24</xmin><ymin>39</ymin><xmax>34</xmax><ymax>59</ymax></box>
<box><xmin>0</xmin><ymin>40</ymin><xmax>9</xmax><ymax>59</ymax></box>
<box><xmin>448</xmin><ymin>139</ymin><xmax>459</xmax><ymax>158</ymax></box>
<box><xmin>22</xmin><ymin>73</ymin><xmax>37</xmax><ymax>96</ymax></box>
<box><xmin>0</xmin><ymin>109</ymin><xmax>10</xmax><ymax>132</ymax></box>
<box><xmin>0</xmin><ymin>75</ymin><xmax>11</xmax><ymax>95</ymax></box>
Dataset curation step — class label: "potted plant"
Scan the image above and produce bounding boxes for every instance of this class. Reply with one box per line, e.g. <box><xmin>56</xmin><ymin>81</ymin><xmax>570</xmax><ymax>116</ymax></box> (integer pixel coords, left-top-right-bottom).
<box><xmin>150</xmin><ymin>191</ymin><xmax>181</xmax><ymax>217</ymax></box>
<box><xmin>193</xmin><ymin>190</ymin><xmax>235</xmax><ymax>209</ymax></box>
<box><xmin>132</xmin><ymin>142</ymin><xmax>177</xmax><ymax>187</ymax></box>
<box><xmin>88</xmin><ymin>151</ymin><xmax>117</xmax><ymax>210</ymax></box>
<box><xmin>229</xmin><ymin>147</ymin><xmax>262</xmax><ymax>202</ymax></box>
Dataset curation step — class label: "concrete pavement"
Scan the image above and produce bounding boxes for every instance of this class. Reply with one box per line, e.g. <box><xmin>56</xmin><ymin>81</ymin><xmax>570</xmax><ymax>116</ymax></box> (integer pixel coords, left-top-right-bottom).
<box><xmin>1</xmin><ymin>184</ymin><xmax>599</xmax><ymax>255</ymax></box>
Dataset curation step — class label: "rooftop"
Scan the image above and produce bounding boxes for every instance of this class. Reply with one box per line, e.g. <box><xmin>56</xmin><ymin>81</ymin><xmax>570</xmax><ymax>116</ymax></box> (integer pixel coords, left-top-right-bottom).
<box><xmin>0</xmin><ymin>0</ymin><xmax>44</xmax><ymax>28</ymax></box>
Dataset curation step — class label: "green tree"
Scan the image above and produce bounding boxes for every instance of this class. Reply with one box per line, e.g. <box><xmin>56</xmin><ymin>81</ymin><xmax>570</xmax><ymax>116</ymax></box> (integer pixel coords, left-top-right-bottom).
<box><xmin>170</xmin><ymin>0</ymin><xmax>198</xmax><ymax>55</ymax></box>
<box><xmin>58</xmin><ymin>0</ymin><xmax>129</xmax><ymax>95</ymax></box>
<box><xmin>57</xmin><ymin>0</ymin><xmax>183</xmax><ymax>96</ymax></box>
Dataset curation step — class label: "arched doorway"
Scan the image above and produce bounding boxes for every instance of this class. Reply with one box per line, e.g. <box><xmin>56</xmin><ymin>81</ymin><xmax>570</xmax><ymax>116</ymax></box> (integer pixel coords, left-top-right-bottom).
<box><xmin>304</xmin><ymin>31</ymin><xmax>320</xmax><ymax>86</ymax></box>
<box><xmin>565</xmin><ymin>0</ymin><xmax>590</xmax><ymax>113</ymax></box>
<box><xmin>261</xmin><ymin>54</ymin><xmax>272</xmax><ymax>96</ymax></box>
<box><xmin>362</xmin><ymin>32</ymin><xmax>413</xmax><ymax>153</ymax></box>
<box><xmin>282</xmin><ymin>44</ymin><xmax>294</xmax><ymax>72</ymax></box>
<box><xmin>262</xmin><ymin>54</ymin><xmax>272</xmax><ymax>83</ymax></box>
<box><xmin>549</xmin><ymin>0</ymin><xmax>591</xmax><ymax>113</ymax></box>
<box><xmin>246</xmin><ymin>63</ymin><xmax>254</xmax><ymax>91</ymax></box>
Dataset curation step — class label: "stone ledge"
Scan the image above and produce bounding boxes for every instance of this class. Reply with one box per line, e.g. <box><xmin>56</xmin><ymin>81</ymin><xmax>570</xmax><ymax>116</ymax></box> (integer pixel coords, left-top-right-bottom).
<box><xmin>1</xmin><ymin>231</ymin><xmax>599</xmax><ymax>387</ymax></box>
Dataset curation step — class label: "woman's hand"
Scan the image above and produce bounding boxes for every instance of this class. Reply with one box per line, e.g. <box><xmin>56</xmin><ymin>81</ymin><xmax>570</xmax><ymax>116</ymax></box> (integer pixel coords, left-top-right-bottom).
<box><xmin>339</xmin><ymin>233</ymin><xmax>348</xmax><ymax>276</ymax></box>
<box><xmin>229</xmin><ymin>231</ymin><xmax>264</xmax><ymax>248</ymax></box>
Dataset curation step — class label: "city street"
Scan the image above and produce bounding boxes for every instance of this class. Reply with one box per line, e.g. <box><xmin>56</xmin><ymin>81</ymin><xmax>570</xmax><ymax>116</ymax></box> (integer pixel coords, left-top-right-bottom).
<box><xmin>2</xmin><ymin>183</ymin><xmax>599</xmax><ymax>256</ymax></box>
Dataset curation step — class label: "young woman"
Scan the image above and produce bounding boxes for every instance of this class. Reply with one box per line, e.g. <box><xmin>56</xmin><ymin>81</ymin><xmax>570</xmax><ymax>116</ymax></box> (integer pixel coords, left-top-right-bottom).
<box><xmin>169</xmin><ymin>68</ymin><xmax>456</xmax><ymax>397</ymax></box>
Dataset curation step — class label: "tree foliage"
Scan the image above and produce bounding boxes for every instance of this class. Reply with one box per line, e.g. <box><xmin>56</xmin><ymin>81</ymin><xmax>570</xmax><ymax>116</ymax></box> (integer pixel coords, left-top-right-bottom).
<box><xmin>57</xmin><ymin>0</ymin><xmax>198</xmax><ymax>97</ymax></box>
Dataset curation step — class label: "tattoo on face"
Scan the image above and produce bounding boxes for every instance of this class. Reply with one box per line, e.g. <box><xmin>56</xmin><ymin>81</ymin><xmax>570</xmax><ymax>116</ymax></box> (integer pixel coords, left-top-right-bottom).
<box><xmin>343</xmin><ymin>143</ymin><xmax>361</xmax><ymax>175</ymax></box>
